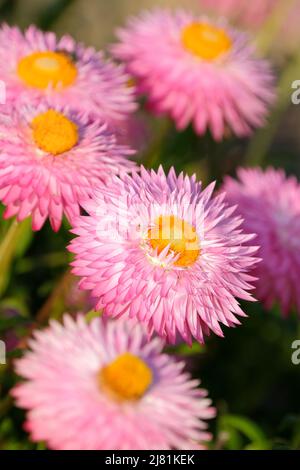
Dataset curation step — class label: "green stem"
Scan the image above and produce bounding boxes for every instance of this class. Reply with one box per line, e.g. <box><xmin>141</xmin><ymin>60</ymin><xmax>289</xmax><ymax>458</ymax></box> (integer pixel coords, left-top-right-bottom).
<box><xmin>37</xmin><ymin>0</ymin><xmax>77</xmax><ymax>30</ymax></box>
<box><xmin>0</xmin><ymin>219</ymin><xmax>27</xmax><ymax>295</ymax></box>
<box><xmin>245</xmin><ymin>52</ymin><xmax>300</xmax><ymax>166</ymax></box>
<box><xmin>255</xmin><ymin>0</ymin><xmax>298</xmax><ymax>56</ymax></box>
<box><xmin>0</xmin><ymin>394</ymin><xmax>13</xmax><ymax>419</ymax></box>
<box><xmin>35</xmin><ymin>269</ymin><xmax>73</xmax><ymax>324</ymax></box>
<box><xmin>143</xmin><ymin>118</ymin><xmax>172</xmax><ymax>168</ymax></box>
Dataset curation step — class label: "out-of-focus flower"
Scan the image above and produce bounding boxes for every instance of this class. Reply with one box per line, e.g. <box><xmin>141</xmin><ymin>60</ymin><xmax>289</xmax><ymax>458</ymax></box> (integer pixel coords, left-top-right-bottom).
<box><xmin>0</xmin><ymin>102</ymin><xmax>135</xmax><ymax>231</ymax></box>
<box><xmin>280</xmin><ymin>4</ymin><xmax>300</xmax><ymax>55</ymax></box>
<box><xmin>12</xmin><ymin>315</ymin><xmax>215</xmax><ymax>450</ymax></box>
<box><xmin>222</xmin><ymin>167</ymin><xmax>300</xmax><ymax>315</ymax></box>
<box><xmin>200</xmin><ymin>0</ymin><xmax>300</xmax><ymax>55</ymax></box>
<box><xmin>200</xmin><ymin>0</ymin><xmax>276</xmax><ymax>29</ymax></box>
<box><xmin>112</xmin><ymin>9</ymin><xmax>275</xmax><ymax>141</ymax></box>
<box><xmin>0</xmin><ymin>24</ymin><xmax>136</xmax><ymax>124</ymax></box>
<box><xmin>69</xmin><ymin>166</ymin><xmax>258</xmax><ymax>345</ymax></box>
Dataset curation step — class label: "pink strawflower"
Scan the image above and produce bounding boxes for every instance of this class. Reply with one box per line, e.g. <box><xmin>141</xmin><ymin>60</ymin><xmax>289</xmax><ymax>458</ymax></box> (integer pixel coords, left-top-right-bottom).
<box><xmin>222</xmin><ymin>167</ymin><xmax>300</xmax><ymax>315</ymax></box>
<box><xmin>12</xmin><ymin>315</ymin><xmax>215</xmax><ymax>450</ymax></box>
<box><xmin>200</xmin><ymin>0</ymin><xmax>300</xmax><ymax>54</ymax></box>
<box><xmin>112</xmin><ymin>9</ymin><xmax>275</xmax><ymax>140</ymax></box>
<box><xmin>69</xmin><ymin>166</ymin><xmax>259</xmax><ymax>344</ymax></box>
<box><xmin>0</xmin><ymin>101</ymin><xmax>135</xmax><ymax>231</ymax></box>
<box><xmin>0</xmin><ymin>24</ymin><xmax>136</xmax><ymax>124</ymax></box>
<box><xmin>200</xmin><ymin>0</ymin><xmax>276</xmax><ymax>29</ymax></box>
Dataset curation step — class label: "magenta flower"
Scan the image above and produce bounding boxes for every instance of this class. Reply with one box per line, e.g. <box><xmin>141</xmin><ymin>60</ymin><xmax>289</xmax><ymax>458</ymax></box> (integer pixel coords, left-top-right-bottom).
<box><xmin>0</xmin><ymin>24</ymin><xmax>136</xmax><ymax>124</ymax></box>
<box><xmin>222</xmin><ymin>167</ymin><xmax>300</xmax><ymax>315</ymax></box>
<box><xmin>70</xmin><ymin>167</ymin><xmax>259</xmax><ymax>344</ymax></box>
<box><xmin>0</xmin><ymin>102</ymin><xmax>135</xmax><ymax>231</ymax></box>
<box><xmin>12</xmin><ymin>315</ymin><xmax>215</xmax><ymax>450</ymax></box>
<box><xmin>112</xmin><ymin>9</ymin><xmax>275</xmax><ymax>140</ymax></box>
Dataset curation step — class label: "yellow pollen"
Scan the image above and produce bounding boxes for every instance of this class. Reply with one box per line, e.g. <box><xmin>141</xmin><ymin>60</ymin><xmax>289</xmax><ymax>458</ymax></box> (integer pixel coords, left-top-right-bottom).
<box><xmin>148</xmin><ymin>215</ymin><xmax>200</xmax><ymax>267</ymax></box>
<box><xmin>31</xmin><ymin>109</ymin><xmax>79</xmax><ymax>155</ymax></box>
<box><xmin>182</xmin><ymin>22</ymin><xmax>232</xmax><ymax>60</ymax></box>
<box><xmin>17</xmin><ymin>51</ymin><xmax>77</xmax><ymax>89</ymax></box>
<box><xmin>127</xmin><ymin>77</ymin><xmax>136</xmax><ymax>88</ymax></box>
<box><xmin>99</xmin><ymin>353</ymin><xmax>153</xmax><ymax>402</ymax></box>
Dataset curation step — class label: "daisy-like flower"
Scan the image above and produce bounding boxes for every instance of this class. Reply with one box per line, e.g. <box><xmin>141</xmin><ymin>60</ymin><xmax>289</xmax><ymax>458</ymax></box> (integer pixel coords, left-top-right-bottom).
<box><xmin>0</xmin><ymin>24</ymin><xmax>136</xmax><ymax>123</ymax></box>
<box><xmin>222</xmin><ymin>167</ymin><xmax>300</xmax><ymax>315</ymax></box>
<box><xmin>12</xmin><ymin>315</ymin><xmax>215</xmax><ymax>450</ymax></box>
<box><xmin>69</xmin><ymin>166</ymin><xmax>258</xmax><ymax>344</ymax></box>
<box><xmin>0</xmin><ymin>101</ymin><xmax>135</xmax><ymax>231</ymax></box>
<box><xmin>112</xmin><ymin>9</ymin><xmax>275</xmax><ymax>141</ymax></box>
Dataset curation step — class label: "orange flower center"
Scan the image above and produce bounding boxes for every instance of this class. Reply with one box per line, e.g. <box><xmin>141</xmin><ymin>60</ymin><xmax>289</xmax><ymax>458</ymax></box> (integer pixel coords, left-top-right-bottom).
<box><xmin>99</xmin><ymin>353</ymin><xmax>153</xmax><ymax>402</ymax></box>
<box><xmin>148</xmin><ymin>215</ymin><xmax>200</xmax><ymax>267</ymax></box>
<box><xmin>31</xmin><ymin>109</ymin><xmax>79</xmax><ymax>155</ymax></box>
<box><xmin>17</xmin><ymin>51</ymin><xmax>77</xmax><ymax>89</ymax></box>
<box><xmin>181</xmin><ymin>22</ymin><xmax>232</xmax><ymax>60</ymax></box>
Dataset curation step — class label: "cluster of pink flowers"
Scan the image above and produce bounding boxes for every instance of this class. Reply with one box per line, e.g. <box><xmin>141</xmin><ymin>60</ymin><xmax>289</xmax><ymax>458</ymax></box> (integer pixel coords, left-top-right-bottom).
<box><xmin>0</xmin><ymin>4</ymin><xmax>297</xmax><ymax>451</ymax></box>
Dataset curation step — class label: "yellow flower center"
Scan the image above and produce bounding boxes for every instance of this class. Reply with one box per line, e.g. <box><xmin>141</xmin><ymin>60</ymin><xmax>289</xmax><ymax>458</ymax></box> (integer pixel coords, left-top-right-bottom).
<box><xmin>17</xmin><ymin>51</ymin><xmax>77</xmax><ymax>89</ymax></box>
<box><xmin>31</xmin><ymin>109</ymin><xmax>79</xmax><ymax>155</ymax></box>
<box><xmin>127</xmin><ymin>77</ymin><xmax>136</xmax><ymax>88</ymax></box>
<box><xmin>181</xmin><ymin>22</ymin><xmax>232</xmax><ymax>60</ymax></box>
<box><xmin>99</xmin><ymin>353</ymin><xmax>153</xmax><ymax>402</ymax></box>
<box><xmin>148</xmin><ymin>215</ymin><xmax>200</xmax><ymax>267</ymax></box>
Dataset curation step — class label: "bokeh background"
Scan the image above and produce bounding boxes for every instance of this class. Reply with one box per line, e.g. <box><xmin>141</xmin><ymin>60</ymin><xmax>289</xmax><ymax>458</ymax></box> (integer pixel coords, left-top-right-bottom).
<box><xmin>1</xmin><ymin>0</ymin><xmax>300</xmax><ymax>450</ymax></box>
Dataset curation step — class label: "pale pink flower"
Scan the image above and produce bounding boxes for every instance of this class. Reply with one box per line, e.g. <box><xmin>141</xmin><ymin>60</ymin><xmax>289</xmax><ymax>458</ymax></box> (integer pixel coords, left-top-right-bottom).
<box><xmin>0</xmin><ymin>24</ymin><xmax>136</xmax><ymax>124</ymax></box>
<box><xmin>12</xmin><ymin>315</ymin><xmax>215</xmax><ymax>450</ymax></box>
<box><xmin>112</xmin><ymin>9</ymin><xmax>275</xmax><ymax>140</ymax></box>
<box><xmin>0</xmin><ymin>101</ymin><xmax>135</xmax><ymax>231</ymax></box>
<box><xmin>70</xmin><ymin>166</ymin><xmax>259</xmax><ymax>344</ymax></box>
<box><xmin>222</xmin><ymin>167</ymin><xmax>300</xmax><ymax>315</ymax></box>
<box><xmin>200</xmin><ymin>0</ymin><xmax>276</xmax><ymax>29</ymax></box>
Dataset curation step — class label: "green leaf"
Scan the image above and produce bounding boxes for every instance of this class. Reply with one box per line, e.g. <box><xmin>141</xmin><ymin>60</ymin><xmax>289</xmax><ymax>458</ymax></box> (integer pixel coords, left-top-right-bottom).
<box><xmin>166</xmin><ymin>341</ymin><xmax>206</xmax><ymax>356</ymax></box>
<box><xmin>0</xmin><ymin>218</ymin><xmax>33</xmax><ymax>295</ymax></box>
<box><xmin>219</xmin><ymin>414</ymin><xmax>271</xmax><ymax>450</ymax></box>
